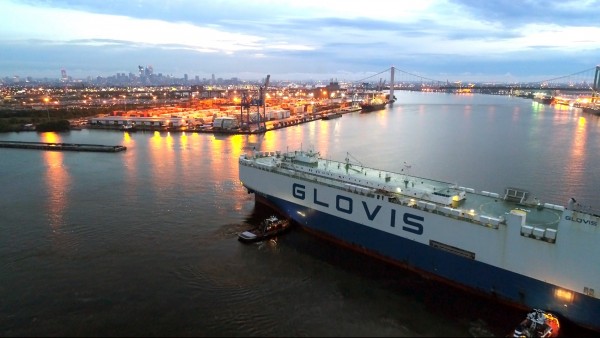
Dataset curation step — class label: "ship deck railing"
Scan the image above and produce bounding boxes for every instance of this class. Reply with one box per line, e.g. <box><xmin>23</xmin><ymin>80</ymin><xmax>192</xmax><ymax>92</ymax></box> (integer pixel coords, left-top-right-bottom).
<box><xmin>241</xmin><ymin>155</ymin><xmax>563</xmax><ymax>242</ymax></box>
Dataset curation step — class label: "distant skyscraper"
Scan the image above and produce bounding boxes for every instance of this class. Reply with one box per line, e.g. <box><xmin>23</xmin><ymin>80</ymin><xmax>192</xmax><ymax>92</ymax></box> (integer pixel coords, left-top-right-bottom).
<box><xmin>211</xmin><ymin>74</ymin><xmax>215</xmax><ymax>85</ymax></box>
<box><xmin>61</xmin><ymin>69</ymin><xmax>67</xmax><ymax>82</ymax></box>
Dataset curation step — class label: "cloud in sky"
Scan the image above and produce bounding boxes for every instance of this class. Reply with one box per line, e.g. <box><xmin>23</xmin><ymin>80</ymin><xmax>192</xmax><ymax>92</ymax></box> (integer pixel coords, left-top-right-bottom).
<box><xmin>1</xmin><ymin>0</ymin><xmax>599</xmax><ymax>82</ymax></box>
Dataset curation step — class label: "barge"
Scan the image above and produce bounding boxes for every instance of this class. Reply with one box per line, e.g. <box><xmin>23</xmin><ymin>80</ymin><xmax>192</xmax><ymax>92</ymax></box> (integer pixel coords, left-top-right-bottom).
<box><xmin>0</xmin><ymin>141</ymin><xmax>126</xmax><ymax>152</ymax></box>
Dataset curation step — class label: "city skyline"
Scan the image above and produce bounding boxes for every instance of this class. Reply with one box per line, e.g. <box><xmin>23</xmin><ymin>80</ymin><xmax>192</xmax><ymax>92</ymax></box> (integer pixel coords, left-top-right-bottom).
<box><xmin>1</xmin><ymin>0</ymin><xmax>600</xmax><ymax>83</ymax></box>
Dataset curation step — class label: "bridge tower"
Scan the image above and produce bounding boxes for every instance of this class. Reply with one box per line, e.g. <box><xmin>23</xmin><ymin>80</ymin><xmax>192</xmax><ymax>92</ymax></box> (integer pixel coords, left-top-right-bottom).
<box><xmin>593</xmin><ymin>65</ymin><xmax>600</xmax><ymax>103</ymax></box>
<box><xmin>389</xmin><ymin>66</ymin><xmax>395</xmax><ymax>105</ymax></box>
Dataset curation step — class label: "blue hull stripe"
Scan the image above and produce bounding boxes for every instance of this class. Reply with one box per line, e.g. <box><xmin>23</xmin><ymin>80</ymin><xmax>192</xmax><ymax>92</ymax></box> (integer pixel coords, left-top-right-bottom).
<box><xmin>259</xmin><ymin>194</ymin><xmax>600</xmax><ymax>331</ymax></box>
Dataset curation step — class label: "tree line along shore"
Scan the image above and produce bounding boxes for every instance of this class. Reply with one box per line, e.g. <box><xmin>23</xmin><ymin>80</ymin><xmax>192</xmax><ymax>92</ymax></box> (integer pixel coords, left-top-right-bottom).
<box><xmin>0</xmin><ymin>107</ymin><xmax>114</xmax><ymax>132</ymax></box>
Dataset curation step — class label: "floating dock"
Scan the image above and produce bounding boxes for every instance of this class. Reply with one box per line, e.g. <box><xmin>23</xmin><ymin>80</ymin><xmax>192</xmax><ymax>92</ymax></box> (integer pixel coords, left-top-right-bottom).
<box><xmin>0</xmin><ymin>141</ymin><xmax>126</xmax><ymax>152</ymax></box>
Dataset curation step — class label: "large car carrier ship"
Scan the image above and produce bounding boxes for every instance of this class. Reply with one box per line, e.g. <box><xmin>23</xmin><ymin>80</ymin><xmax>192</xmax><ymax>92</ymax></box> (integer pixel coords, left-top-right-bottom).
<box><xmin>238</xmin><ymin>148</ymin><xmax>600</xmax><ymax>332</ymax></box>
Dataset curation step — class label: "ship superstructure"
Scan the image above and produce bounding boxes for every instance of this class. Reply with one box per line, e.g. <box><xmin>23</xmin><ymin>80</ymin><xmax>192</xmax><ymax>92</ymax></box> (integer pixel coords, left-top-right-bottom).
<box><xmin>238</xmin><ymin>148</ymin><xmax>600</xmax><ymax>332</ymax></box>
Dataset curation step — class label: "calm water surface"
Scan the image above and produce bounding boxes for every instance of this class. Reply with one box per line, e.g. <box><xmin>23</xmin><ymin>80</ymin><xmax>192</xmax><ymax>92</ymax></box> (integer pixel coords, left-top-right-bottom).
<box><xmin>1</xmin><ymin>92</ymin><xmax>598</xmax><ymax>336</ymax></box>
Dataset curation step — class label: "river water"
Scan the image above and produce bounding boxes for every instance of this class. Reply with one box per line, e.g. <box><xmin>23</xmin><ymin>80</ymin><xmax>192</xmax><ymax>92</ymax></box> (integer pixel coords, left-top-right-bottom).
<box><xmin>1</xmin><ymin>92</ymin><xmax>598</xmax><ymax>336</ymax></box>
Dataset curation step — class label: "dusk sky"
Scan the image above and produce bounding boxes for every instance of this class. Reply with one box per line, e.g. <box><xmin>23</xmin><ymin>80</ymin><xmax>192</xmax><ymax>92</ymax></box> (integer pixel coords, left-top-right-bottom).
<box><xmin>1</xmin><ymin>0</ymin><xmax>600</xmax><ymax>83</ymax></box>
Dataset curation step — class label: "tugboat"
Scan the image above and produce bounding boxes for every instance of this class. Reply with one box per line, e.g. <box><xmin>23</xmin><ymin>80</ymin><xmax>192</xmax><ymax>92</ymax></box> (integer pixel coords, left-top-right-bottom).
<box><xmin>512</xmin><ymin>309</ymin><xmax>560</xmax><ymax>337</ymax></box>
<box><xmin>238</xmin><ymin>215</ymin><xmax>291</xmax><ymax>243</ymax></box>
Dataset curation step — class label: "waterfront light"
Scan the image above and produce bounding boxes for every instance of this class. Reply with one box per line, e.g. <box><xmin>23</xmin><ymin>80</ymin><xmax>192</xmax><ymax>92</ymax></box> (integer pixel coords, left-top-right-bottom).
<box><xmin>43</xmin><ymin>97</ymin><xmax>50</xmax><ymax>119</ymax></box>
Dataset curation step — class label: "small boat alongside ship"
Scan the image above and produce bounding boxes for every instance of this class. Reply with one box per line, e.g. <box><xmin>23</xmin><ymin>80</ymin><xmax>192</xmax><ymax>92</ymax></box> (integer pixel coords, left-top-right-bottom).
<box><xmin>238</xmin><ymin>215</ymin><xmax>291</xmax><ymax>243</ymax></box>
<box><xmin>512</xmin><ymin>309</ymin><xmax>560</xmax><ymax>338</ymax></box>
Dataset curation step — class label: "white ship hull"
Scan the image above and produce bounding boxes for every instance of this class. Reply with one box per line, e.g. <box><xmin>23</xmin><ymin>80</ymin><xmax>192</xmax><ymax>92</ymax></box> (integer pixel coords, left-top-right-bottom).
<box><xmin>239</xmin><ymin>150</ymin><xmax>600</xmax><ymax>331</ymax></box>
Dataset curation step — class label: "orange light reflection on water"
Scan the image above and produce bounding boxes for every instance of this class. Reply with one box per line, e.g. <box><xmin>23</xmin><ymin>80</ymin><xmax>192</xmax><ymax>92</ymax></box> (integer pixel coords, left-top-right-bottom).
<box><xmin>122</xmin><ymin>131</ymin><xmax>137</xmax><ymax>195</ymax></box>
<box><xmin>210</xmin><ymin>134</ymin><xmax>246</xmax><ymax>174</ymax></box>
<box><xmin>209</xmin><ymin>134</ymin><xmax>251</xmax><ymax>213</ymax></box>
<box><xmin>40</xmin><ymin>132</ymin><xmax>60</xmax><ymax>144</ymax></box>
<box><xmin>176</xmin><ymin>132</ymin><xmax>201</xmax><ymax>186</ymax></box>
<box><xmin>229</xmin><ymin>134</ymin><xmax>243</xmax><ymax>157</ymax></box>
<box><xmin>123</xmin><ymin>131</ymin><xmax>134</xmax><ymax>145</ymax></box>
<box><xmin>149</xmin><ymin>131</ymin><xmax>175</xmax><ymax>191</ymax></box>
<box><xmin>261</xmin><ymin>131</ymin><xmax>277</xmax><ymax>152</ymax></box>
<box><xmin>209</xmin><ymin>135</ymin><xmax>227</xmax><ymax>208</ymax></box>
<box><xmin>317</xmin><ymin>121</ymin><xmax>331</xmax><ymax>150</ymax></box>
<box><xmin>165</xmin><ymin>131</ymin><xmax>174</xmax><ymax>149</ymax></box>
<box><xmin>564</xmin><ymin>117</ymin><xmax>587</xmax><ymax>195</ymax></box>
<box><xmin>180</xmin><ymin>132</ymin><xmax>188</xmax><ymax>150</ymax></box>
<box><xmin>40</xmin><ymin>132</ymin><xmax>70</xmax><ymax>232</ymax></box>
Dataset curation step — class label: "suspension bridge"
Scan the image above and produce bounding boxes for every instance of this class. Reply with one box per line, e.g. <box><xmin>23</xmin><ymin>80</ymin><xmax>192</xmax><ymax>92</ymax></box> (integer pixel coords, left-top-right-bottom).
<box><xmin>352</xmin><ymin>65</ymin><xmax>600</xmax><ymax>101</ymax></box>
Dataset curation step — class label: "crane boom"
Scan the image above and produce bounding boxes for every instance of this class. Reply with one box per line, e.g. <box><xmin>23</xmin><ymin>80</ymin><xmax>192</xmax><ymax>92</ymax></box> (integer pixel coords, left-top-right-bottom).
<box><xmin>260</xmin><ymin>75</ymin><xmax>270</xmax><ymax>131</ymax></box>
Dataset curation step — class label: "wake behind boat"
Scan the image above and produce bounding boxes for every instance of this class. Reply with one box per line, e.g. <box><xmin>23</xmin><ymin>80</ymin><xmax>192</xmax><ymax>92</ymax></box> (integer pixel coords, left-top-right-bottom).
<box><xmin>238</xmin><ymin>215</ymin><xmax>291</xmax><ymax>243</ymax></box>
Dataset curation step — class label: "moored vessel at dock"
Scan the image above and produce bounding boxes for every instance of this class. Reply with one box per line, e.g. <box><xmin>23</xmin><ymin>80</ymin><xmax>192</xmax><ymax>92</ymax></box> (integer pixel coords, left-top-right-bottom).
<box><xmin>239</xmin><ymin>148</ymin><xmax>600</xmax><ymax>332</ymax></box>
<box><xmin>359</xmin><ymin>100</ymin><xmax>387</xmax><ymax>112</ymax></box>
<box><xmin>359</xmin><ymin>92</ymin><xmax>389</xmax><ymax>112</ymax></box>
<box><xmin>321</xmin><ymin>111</ymin><xmax>343</xmax><ymax>120</ymax></box>
<box><xmin>360</xmin><ymin>98</ymin><xmax>387</xmax><ymax>112</ymax></box>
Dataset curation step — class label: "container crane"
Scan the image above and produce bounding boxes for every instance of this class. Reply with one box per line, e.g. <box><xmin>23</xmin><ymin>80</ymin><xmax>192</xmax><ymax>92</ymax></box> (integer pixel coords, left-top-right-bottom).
<box><xmin>257</xmin><ymin>74</ymin><xmax>270</xmax><ymax>132</ymax></box>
